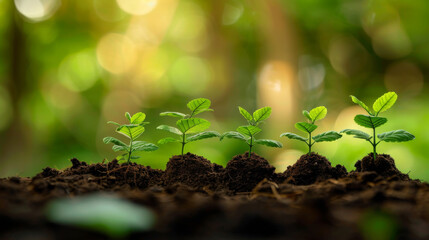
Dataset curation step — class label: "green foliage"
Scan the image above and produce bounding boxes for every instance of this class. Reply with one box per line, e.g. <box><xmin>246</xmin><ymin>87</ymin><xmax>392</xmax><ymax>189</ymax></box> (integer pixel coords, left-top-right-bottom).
<box><xmin>157</xmin><ymin>98</ymin><xmax>220</xmax><ymax>155</ymax></box>
<box><xmin>104</xmin><ymin>112</ymin><xmax>158</xmax><ymax>163</ymax></box>
<box><xmin>343</xmin><ymin>92</ymin><xmax>415</xmax><ymax>160</ymax></box>
<box><xmin>221</xmin><ymin>106</ymin><xmax>282</xmax><ymax>157</ymax></box>
<box><xmin>281</xmin><ymin>106</ymin><xmax>341</xmax><ymax>154</ymax></box>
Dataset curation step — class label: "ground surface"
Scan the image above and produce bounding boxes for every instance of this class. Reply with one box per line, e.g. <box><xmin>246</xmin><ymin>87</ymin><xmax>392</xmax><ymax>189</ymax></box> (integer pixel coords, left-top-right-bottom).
<box><xmin>0</xmin><ymin>152</ymin><xmax>428</xmax><ymax>239</ymax></box>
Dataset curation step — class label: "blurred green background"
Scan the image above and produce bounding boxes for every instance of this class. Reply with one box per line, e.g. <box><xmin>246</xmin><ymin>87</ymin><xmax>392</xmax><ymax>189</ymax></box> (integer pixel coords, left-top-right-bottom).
<box><xmin>0</xmin><ymin>0</ymin><xmax>428</xmax><ymax>180</ymax></box>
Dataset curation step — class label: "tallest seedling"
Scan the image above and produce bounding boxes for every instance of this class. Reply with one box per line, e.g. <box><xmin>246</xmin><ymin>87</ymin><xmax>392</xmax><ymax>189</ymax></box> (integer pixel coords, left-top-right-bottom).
<box><xmin>341</xmin><ymin>92</ymin><xmax>415</xmax><ymax>161</ymax></box>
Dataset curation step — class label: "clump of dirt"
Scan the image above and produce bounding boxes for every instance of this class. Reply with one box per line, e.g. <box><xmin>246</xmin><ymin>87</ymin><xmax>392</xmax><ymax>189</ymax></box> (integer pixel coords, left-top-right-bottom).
<box><xmin>355</xmin><ymin>153</ymin><xmax>410</xmax><ymax>180</ymax></box>
<box><xmin>163</xmin><ymin>152</ymin><xmax>223</xmax><ymax>190</ymax></box>
<box><xmin>223</xmin><ymin>152</ymin><xmax>276</xmax><ymax>193</ymax></box>
<box><xmin>284</xmin><ymin>153</ymin><xmax>347</xmax><ymax>185</ymax></box>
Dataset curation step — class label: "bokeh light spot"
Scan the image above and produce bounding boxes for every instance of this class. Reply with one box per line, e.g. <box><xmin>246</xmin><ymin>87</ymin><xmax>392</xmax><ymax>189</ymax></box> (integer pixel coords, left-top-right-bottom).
<box><xmin>14</xmin><ymin>0</ymin><xmax>60</xmax><ymax>22</ymax></box>
<box><xmin>384</xmin><ymin>61</ymin><xmax>423</xmax><ymax>97</ymax></box>
<box><xmin>169</xmin><ymin>57</ymin><xmax>211</xmax><ymax>96</ymax></box>
<box><xmin>93</xmin><ymin>0</ymin><xmax>125</xmax><ymax>22</ymax></box>
<box><xmin>372</xmin><ymin>21</ymin><xmax>412</xmax><ymax>59</ymax></box>
<box><xmin>222</xmin><ymin>0</ymin><xmax>243</xmax><ymax>25</ymax></box>
<box><xmin>116</xmin><ymin>0</ymin><xmax>157</xmax><ymax>16</ymax></box>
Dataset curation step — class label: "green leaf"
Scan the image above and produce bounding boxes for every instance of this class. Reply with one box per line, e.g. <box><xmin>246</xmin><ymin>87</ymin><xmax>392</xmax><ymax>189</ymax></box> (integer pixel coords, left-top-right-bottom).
<box><xmin>378</xmin><ymin>130</ymin><xmax>415</xmax><ymax>142</ymax></box>
<box><xmin>187</xmin><ymin>98</ymin><xmax>212</xmax><ymax>116</ymax></box>
<box><xmin>130</xmin><ymin>156</ymin><xmax>140</xmax><ymax>160</ymax></box>
<box><xmin>350</xmin><ymin>95</ymin><xmax>373</xmax><ymax>115</ymax></box>
<box><xmin>130</xmin><ymin>112</ymin><xmax>146</xmax><ymax>124</ymax></box>
<box><xmin>237</xmin><ymin>125</ymin><xmax>261</xmax><ymax>137</ymax></box>
<box><xmin>112</xmin><ymin>145</ymin><xmax>128</xmax><ymax>152</ymax></box>
<box><xmin>312</xmin><ymin>131</ymin><xmax>342</xmax><ymax>142</ymax></box>
<box><xmin>176</xmin><ymin>118</ymin><xmax>210</xmax><ymax>133</ymax></box>
<box><xmin>373</xmin><ymin>92</ymin><xmax>398</xmax><ymax>115</ymax></box>
<box><xmin>354</xmin><ymin>115</ymin><xmax>387</xmax><ymax>129</ymax></box>
<box><xmin>156</xmin><ymin>125</ymin><xmax>182</xmax><ymax>135</ymax></box>
<box><xmin>116</xmin><ymin>125</ymin><xmax>145</xmax><ymax>140</ymax></box>
<box><xmin>238</xmin><ymin>107</ymin><xmax>253</xmax><ymax>122</ymax></box>
<box><xmin>186</xmin><ymin>131</ymin><xmax>220</xmax><ymax>142</ymax></box>
<box><xmin>158</xmin><ymin>137</ymin><xmax>180</xmax><ymax>145</ymax></box>
<box><xmin>340</xmin><ymin>129</ymin><xmax>372</xmax><ymax>140</ymax></box>
<box><xmin>254</xmin><ymin>139</ymin><xmax>283</xmax><ymax>148</ymax></box>
<box><xmin>280</xmin><ymin>132</ymin><xmax>308</xmax><ymax>142</ymax></box>
<box><xmin>309</xmin><ymin>106</ymin><xmax>327</xmax><ymax>122</ymax></box>
<box><xmin>159</xmin><ymin>112</ymin><xmax>187</xmax><ymax>118</ymax></box>
<box><xmin>103</xmin><ymin>137</ymin><xmax>127</xmax><ymax>147</ymax></box>
<box><xmin>107</xmin><ymin>121</ymin><xmax>121</xmax><ymax>126</ymax></box>
<box><xmin>220</xmin><ymin>131</ymin><xmax>248</xmax><ymax>141</ymax></box>
<box><xmin>132</xmin><ymin>141</ymin><xmax>159</xmax><ymax>152</ymax></box>
<box><xmin>295</xmin><ymin>122</ymin><xmax>318</xmax><ymax>133</ymax></box>
<box><xmin>302</xmin><ymin>110</ymin><xmax>312</xmax><ymax>121</ymax></box>
<box><xmin>253</xmin><ymin>107</ymin><xmax>272</xmax><ymax>123</ymax></box>
<box><xmin>125</xmin><ymin>112</ymin><xmax>132</xmax><ymax>122</ymax></box>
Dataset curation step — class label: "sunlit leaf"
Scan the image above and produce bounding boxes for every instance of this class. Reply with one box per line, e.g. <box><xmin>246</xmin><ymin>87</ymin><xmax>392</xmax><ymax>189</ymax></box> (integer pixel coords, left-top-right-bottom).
<box><xmin>156</xmin><ymin>125</ymin><xmax>182</xmax><ymax>135</ymax></box>
<box><xmin>312</xmin><ymin>131</ymin><xmax>342</xmax><ymax>142</ymax></box>
<box><xmin>176</xmin><ymin>118</ymin><xmax>210</xmax><ymax>133</ymax></box>
<box><xmin>295</xmin><ymin>122</ymin><xmax>317</xmax><ymax>133</ymax></box>
<box><xmin>132</xmin><ymin>141</ymin><xmax>158</xmax><ymax>152</ymax></box>
<box><xmin>254</xmin><ymin>139</ymin><xmax>283</xmax><ymax>148</ymax></box>
<box><xmin>309</xmin><ymin>106</ymin><xmax>327</xmax><ymax>122</ymax></box>
<box><xmin>280</xmin><ymin>132</ymin><xmax>307</xmax><ymax>142</ymax></box>
<box><xmin>125</xmin><ymin>112</ymin><xmax>132</xmax><ymax>122</ymax></box>
<box><xmin>116</xmin><ymin>125</ymin><xmax>145</xmax><ymax>140</ymax></box>
<box><xmin>302</xmin><ymin>110</ymin><xmax>312</xmax><ymax>121</ymax></box>
<box><xmin>351</xmin><ymin>95</ymin><xmax>373</xmax><ymax>115</ymax></box>
<box><xmin>158</xmin><ymin>137</ymin><xmax>180</xmax><ymax>145</ymax></box>
<box><xmin>159</xmin><ymin>112</ymin><xmax>187</xmax><ymax>118</ymax></box>
<box><xmin>187</xmin><ymin>98</ymin><xmax>213</xmax><ymax>116</ymax></box>
<box><xmin>112</xmin><ymin>145</ymin><xmax>128</xmax><ymax>152</ymax></box>
<box><xmin>239</xmin><ymin>106</ymin><xmax>253</xmax><ymax>122</ymax></box>
<box><xmin>103</xmin><ymin>137</ymin><xmax>127</xmax><ymax>147</ymax></box>
<box><xmin>340</xmin><ymin>129</ymin><xmax>372</xmax><ymax>140</ymax></box>
<box><xmin>378</xmin><ymin>130</ymin><xmax>415</xmax><ymax>142</ymax></box>
<box><xmin>253</xmin><ymin>107</ymin><xmax>271</xmax><ymax>123</ymax></box>
<box><xmin>354</xmin><ymin>115</ymin><xmax>387</xmax><ymax>129</ymax></box>
<box><xmin>130</xmin><ymin>112</ymin><xmax>146</xmax><ymax>124</ymax></box>
<box><xmin>237</xmin><ymin>125</ymin><xmax>261</xmax><ymax>137</ymax></box>
<box><xmin>107</xmin><ymin>121</ymin><xmax>121</xmax><ymax>126</ymax></box>
<box><xmin>373</xmin><ymin>92</ymin><xmax>397</xmax><ymax>115</ymax></box>
<box><xmin>186</xmin><ymin>131</ymin><xmax>220</xmax><ymax>142</ymax></box>
<box><xmin>220</xmin><ymin>131</ymin><xmax>248</xmax><ymax>141</ymax></box>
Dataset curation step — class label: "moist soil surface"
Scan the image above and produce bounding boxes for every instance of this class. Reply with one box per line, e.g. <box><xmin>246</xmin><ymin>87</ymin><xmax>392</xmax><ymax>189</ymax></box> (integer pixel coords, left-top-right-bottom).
<box><xmin>1</xmin><ymin>152</ymin><xmax>429</xmax><ymax>239</ymax></box>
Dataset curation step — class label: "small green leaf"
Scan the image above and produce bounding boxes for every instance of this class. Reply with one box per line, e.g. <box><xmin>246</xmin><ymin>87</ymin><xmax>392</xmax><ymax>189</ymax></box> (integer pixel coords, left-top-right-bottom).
<box><xmin>295</xmin><ymin>122</ymin><xmax>318</xmax><ymax>133</ymax></box>
<box><xmin>125</xmin><ymin>112</ymin><xmax>132</xmax><ymax>122</ymax></box>
<box><xmin>280</xmin><ymin>132</ymin><xmax>308</xmax><ymax>142</ymax></box>
<box><xmin>340</xmin><ymin>129</ymin><xmax>372</xmax><ymax>140</ymax></box>
<box><xmin>254</xmin><ymin>139</ymin><xmax>283</xmax><ymax>148</ymax></box>
<box><xmin>158</xmin><ymin>137</ymin><xmax>180</xmax><ymax>145</ymax></box>
<box><xmin>159</xmin><ymin>112</ymin><xmax>187</xmax><ymax>118</ymax></box>
<box><xmin>354</xmin><ymin>115</ymin><xmax>387</xmax><ymax>129</ymax></box>
<box><xmin>220</xmin><ymin>131</ymin><xmax>248</xmax><ymax>141</ymax></box>
<box><xmin>302</xmin><ymin>110</ymin><xmax>312</xmax><ymax>121</ymax></box>
<box><xmin>378</xmin><ymin>130</ymin><xmax>415</xmax><ymax>142</ymax></box>
<box><xmin>309</xmin><ymin>106</ymin><xmax>327</xmax><ymax>122</ymax></box>
<box><xmin>186</xmin><ymin>131</ymin><xmax>220</xmax><ymax>142</ymax></box>
<box><xmin>130</xmin><ymin>156</ymin><xmax>140</xmax><ymax>160</ymax></box>
<box><xmin>103</xmin><ymin>137</ymin><xmax>127</xmax><ymax>147</ymax></box>
<box><xmin>238</xmin><ymin>107</ymin><xmax>253</xmax><ymax>122</ymax></box>
<box><xmin>237</xmin><ymin>125</ymin><xmax>262</xmax><ymax>137</ymax></box>
<box><xmin>351</xmin><ymin>95</ymin><xmax>373</xmax><ymax>115</ymax></box>
<box><xmin>156</xmin><ymin>125</ymin><xmax>182</xmax><ymax>135</ymax></box>
<box><xmin>253</xmin><ymin>107</ymin><xmax>272</xmax><ymax>123</ymax></box>
<box><xmin>112</xmin><ymin>145</ymin><xmax>128</xmax><ymax>152</ymax></box>
<box><xmin>130</xmin><ymin>112</ymin><xmax>146</xmax><ymax>124</ymax></box>
<box><xmin>132</xmin><ymin>141</ymin><xmax>159</xmax><ymax>152</ymax></box>
<box><xmin>187</xmin><ymin>98</ymin><xmax>212</xmax><ymax>116</ymax></box>
<box><xmin>176</xmin><ymin>118</ymin><xmax>210</xmax><ymax>133</ymax></box>
<box><xmin>312</xmin><ymin>131</ymin><xmax>342</xmax><ymax>142</ymax></box>
<box><xmin>107</xmin><ymin>121</ymin><xmax>121</xmax><ymax>126</ymax></box>
<box><xmin>116</xmin><ymin>125</ymin><xmax>145</xmax><ymax>140</ymax></box>
<box><xmin>373</xmin><ymin>92</ymin><xmax>398</xmax><ymax>115</ymax></box>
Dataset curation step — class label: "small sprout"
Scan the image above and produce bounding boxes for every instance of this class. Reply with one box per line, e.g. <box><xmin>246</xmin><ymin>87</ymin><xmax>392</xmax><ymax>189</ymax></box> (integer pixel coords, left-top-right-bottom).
<box><xmin>103</xmin><ymin>112</ymin><xmax>158</xmax><ymax>163</ymax></box>
<box><xmin>280</xmin><ymin>106</ymin><xmax>342</xmax><ymax>155</ymax></box>
<box><xmin>221</xmin><ymin>106</ymin><xmax>283</xmax><ymax>158</ymax></box>
<box><xmin>157</xmin><ymin>98</ymin><xmax>220</xmax><ymax>156</ymax></box>
<box><xmin>341</xmin><ymin>92</ymin><xmax>415</xmax><ymax>160</ymax></box>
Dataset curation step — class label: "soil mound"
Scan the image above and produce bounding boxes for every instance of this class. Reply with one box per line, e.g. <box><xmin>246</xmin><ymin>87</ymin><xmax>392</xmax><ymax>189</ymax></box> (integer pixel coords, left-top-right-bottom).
<box><xmin>355</xmin><ymin>153</ymin><xmax>410</xmax><ymax>180</ymax></box>
<box><xmin>284</xmin><ymin>153</ymin><xmax>347</xmax><ymax>185</ymax></box>
<box><xmin>163</xmin><ymin>153</ymin><xmax>223</xmax><ymax>190</ymax></box>
<box><xmin>223</xmin><ymin>152</ymin><xmax>275</xmax><ymax>193</ymax></box>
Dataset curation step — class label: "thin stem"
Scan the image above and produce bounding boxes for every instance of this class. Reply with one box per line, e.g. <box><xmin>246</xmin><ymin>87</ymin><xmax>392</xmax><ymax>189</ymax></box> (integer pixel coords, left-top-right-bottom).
<box><xmin>308</xmin><ymin>132</ymin><xmax>312</xmax><ymax>155</ymax></box>
<box><xmin>248</xmin><ymin>136</ymin><xmax>253</xmax><ymax>158</ymax></box>
<box><xmin>128</xmin><ymin>127</ymin><xmax>133</xmax><ymax>164</ymax></box>
<box><xmin>181</xmin><ymin>133</ymin><xmax>186</xmax><ymax>156</ymax></box>
<box><xmin>372</xmin><ymin>127</ymin><xmax>377</xmax><ymax>161</ymax></box>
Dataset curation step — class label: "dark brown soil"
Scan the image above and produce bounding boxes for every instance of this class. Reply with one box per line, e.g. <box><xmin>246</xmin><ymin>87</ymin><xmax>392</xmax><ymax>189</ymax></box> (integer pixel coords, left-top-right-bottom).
<box><xmin>0</xmin><ymin>152</ymin><xmax>428</xmax><ymax>239</ymax></box>
<box><xmin>354</xmin><ymin>153</ymin><xmax>410</xmax><ymax>180</ymax></box>
<box><xmin>284</xmin><ymin>153</ymin><xmax>348</xmax><ymax>185</ymax></box>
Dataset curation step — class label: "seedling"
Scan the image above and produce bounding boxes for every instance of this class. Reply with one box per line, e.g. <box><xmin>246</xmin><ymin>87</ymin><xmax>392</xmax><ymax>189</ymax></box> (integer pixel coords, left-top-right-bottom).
<box><xmin>103</xmin><ymin>112</ymin><xmax>158</xmax><ymax>163</ymax></box>
<box><xmin>220</xmin><ymin>106</ymin><xmax>283</xmax><ymax>157</ymax></box>
<box><xmin>156</xmin><ymin>98</ymin><xmax>220</xmax><ymax>156</ymax></box>
<box><xmin>341</xmin><ymin>92</ymin><xmax>415</xmax><ymax>160</ymax></box>
<box><xmin>280</xmin><ymin>106</ymin><xmax>342</xmax><ymax>154</ymax></box>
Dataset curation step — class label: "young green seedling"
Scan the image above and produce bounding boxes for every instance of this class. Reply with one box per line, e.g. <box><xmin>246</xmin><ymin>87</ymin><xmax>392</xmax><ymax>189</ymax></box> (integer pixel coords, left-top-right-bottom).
<box><xmin>280</xmin><ymin>106</ymin><xmax>342</xmax><ymax>155</ymax></box>
<box><xmin>156</xmin><ymin>98</ymin><xmax>220</xmax><ymax>156</ymax></box>
<box><xmin>220</xmin><ymin>106</ymin><xmax>283</xmax><ymax>158</ymax></box>
<box><xmin>103</xmin><ymin>112</ymin><xmax>159</xmax><ymax>163</ymax></box>
<box><xmin>340</xmin><ymin>92</ymin><xmax>415</xmax><ymax>161</ymax></box>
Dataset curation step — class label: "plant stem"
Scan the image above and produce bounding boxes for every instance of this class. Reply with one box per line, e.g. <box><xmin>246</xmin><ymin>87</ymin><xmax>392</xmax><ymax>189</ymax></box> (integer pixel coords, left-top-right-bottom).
<box><xmin>128</xmin><ymin>128</ymin><xmax>133</xmax><ymax>164</ymax></box>
<box><xmin>248</xmin><ymin>136</ymin><xmax>253</xmax><ymax>158</ymax></box>
<box><xmin>372</xmin><ymin>127</ymin><xmax>377</xmax><ymax>161</ymax></box>
<box><xmin>308</xmin><ymin>132</ymin><xmax>312</xmax><ymax>155</ymax></box>
<box><xmin>181</xmin><ymin>133</ymin><xmax>186</xmax><ymax>156</ymax></box>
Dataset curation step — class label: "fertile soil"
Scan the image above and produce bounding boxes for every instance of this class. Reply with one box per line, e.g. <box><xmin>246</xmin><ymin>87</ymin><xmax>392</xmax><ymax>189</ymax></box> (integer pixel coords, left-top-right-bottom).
<box><xmin>1</xmin><ymin>152</ymin><xmax>429</xmax><ymax>239</ymax></box>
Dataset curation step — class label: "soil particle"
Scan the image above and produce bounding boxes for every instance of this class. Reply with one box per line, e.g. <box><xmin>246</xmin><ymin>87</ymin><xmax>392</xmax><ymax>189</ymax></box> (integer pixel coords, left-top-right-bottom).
<box><xmin>355</xmin><ymin>153</ymin><xmax>410</xmax><ymax>180</ymax></box>
<box><xmin>163</xmin><ymin>152</ymin><xmax>223</xmax><ymax>190</ymax></box>
<box><xmin>223</xmin><ymin>152</ymin><xmax>276</xmax><ymax>193</ymax></box>
<box><xmin>284</xmin><ymin>153</ymin><xmax>347</xmax><ymax>185</ymax></box>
